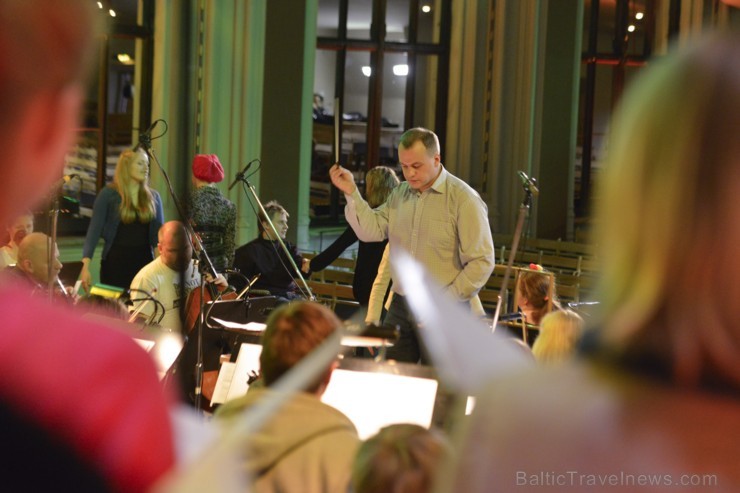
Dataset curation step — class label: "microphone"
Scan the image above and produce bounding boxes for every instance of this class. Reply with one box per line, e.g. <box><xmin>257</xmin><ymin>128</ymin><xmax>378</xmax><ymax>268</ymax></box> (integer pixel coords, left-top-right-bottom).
<box><xmin>228</xmin><ymin>159</ymin><xmax>258</xmax><ymax>191</ymax></box>
<box><xmin>517</xmin><ymin>170</ymin><xmax>540</xmax><ymax>196</ymax></box>
<box><xmin>137</xmin><ymin>120</ymin><xmax>160</xmax><ymax>150</ymax></box>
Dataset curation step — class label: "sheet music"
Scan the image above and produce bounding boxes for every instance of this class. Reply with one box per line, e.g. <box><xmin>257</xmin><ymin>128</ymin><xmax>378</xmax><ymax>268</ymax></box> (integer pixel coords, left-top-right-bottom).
<box><xmin>210</xmin><ymin>317</ymin><xmax>266</xmax><ymax>332</ymax></box>
<box><xmin>225</xmin><ymin>343</ymin><xmax>264</xmax><ymax>403</ymax></box>
<box><xmin>321</xmin><ymin>370</ymin><xmax>438</xmax><ymax>440</ymax></box>
<box><xmin>210</xmin><ymin>362</ymin><xmax>236</xmax><ymax>406</ymax></box>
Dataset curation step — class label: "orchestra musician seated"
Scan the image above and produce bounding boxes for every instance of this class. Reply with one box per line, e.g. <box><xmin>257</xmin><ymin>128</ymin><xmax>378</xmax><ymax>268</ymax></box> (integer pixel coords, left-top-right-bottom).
<box><xmin>232</xmin><ymin>200</ymin><xmax>310</xmax><ymax>301</ymax></box>
<box><xmin>515</xmin><ymin>264</ymin><xmax>561</xmax><ymax>327</ymax></box>
<box><xmin>130</xmin><ymin>220</ymin><xmax>227</xmax><ymax>333</ymax></box>
<box><xmin>216</xmin><ymin>301</ymin><xmax>360</xmax><ymax>493</ymax></box>
<box><xmin>2</xmin><ymin>232</ymin><xmax>76</xmax><ymax>300</ymax></box>
<box><xmin>0</xmin><ymin>211</ymin><xmax>34</xmax><ymax>269</ymax></box>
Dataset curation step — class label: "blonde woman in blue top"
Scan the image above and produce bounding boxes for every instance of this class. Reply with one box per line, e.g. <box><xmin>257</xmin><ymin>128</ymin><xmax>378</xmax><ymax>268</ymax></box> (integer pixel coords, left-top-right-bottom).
<box><xmin>80</xmin><ymin>148</ymin><xmax>164</xmax><ymax>291</ymax></box>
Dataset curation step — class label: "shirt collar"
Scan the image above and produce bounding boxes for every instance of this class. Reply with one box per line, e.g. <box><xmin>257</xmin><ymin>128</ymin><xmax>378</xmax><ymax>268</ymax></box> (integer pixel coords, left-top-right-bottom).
<box><xmin>426</xmin><ymin>165</ymin><xmax>448</xmax><ymax>194</ymax></box>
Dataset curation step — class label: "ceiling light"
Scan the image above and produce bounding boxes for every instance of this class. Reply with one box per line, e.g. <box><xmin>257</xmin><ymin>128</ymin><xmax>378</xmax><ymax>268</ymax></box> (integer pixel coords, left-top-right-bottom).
<box><xmin>362</xmin><ymin>66</ymin><xmax>372</xmax><ymax>77</ymax></box>
<box><xmin>97</xmin><ymin>1</ymin><xmax>103</xmax><ymax>8</ymax></box>
<box><xmin>393</xmin><ymin>64</ymin><xmax>409</xmax><ymax>76</ymax></box>
<box><xmin>422</xmin><ymin>5</ymin><xmax>431</xmax><ymax>13</ymax></box>
<box><xmin>627</xmin><ymin>24</ymin><xmax>636</xmax><ymax>32</ymax></box>
<box><xmin>109</xmin><ymin>8</ymin><xmax>116</xmax><ymax>17</ymax></box>
<box><xmin>635</xmin><ymin>12</ymin><xmax>644</xmax><ymax>20</ymax></box>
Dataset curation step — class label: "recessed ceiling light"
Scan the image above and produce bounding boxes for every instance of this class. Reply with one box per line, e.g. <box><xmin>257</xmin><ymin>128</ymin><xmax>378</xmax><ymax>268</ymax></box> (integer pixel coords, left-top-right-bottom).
<box><xmin>362</xmin><ymin>66</ymin><xmax>372</xmax><ymax>77</ymax></box>
<box><xmin>635</xmin><ymin>12</ymin><xmax>644</xmax><ymax>20</ymax></box>
<box><xmin>393</xmin><ymin>64</ymin><xmax>409</xmax><ymax>76</ymax></box>
<box><xmin>422</xmin><ymin>5</ymin><xmax>431</xmax><ymax>13</ymax></box>
<box><xmin>627</xmin><ymin>24</ymin><xmax>636</xmax><ymax>32</ymax></box>
<box><xmin>109</xmin><ymin>8</ymin><xmax>116</xmax><ymax>17</ymax></box>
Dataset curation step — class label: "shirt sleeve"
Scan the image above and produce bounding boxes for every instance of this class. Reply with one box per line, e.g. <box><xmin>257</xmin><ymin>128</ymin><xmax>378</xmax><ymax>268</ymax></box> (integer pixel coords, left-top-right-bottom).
<box><xmin>365</xmin><ymin>244</ymin><xmax>392</xmax><ymax>324</ymax></box>
<box><xmin>309</xmin><ymin>227</ymin><xmax>358</xmax><ymax>272</ymax></box>
<box><xmin>129</xmin><ymin>271</ymin><xmax>157</xmax><ymax>323</ymax></box>
<box><xmin>344</xmin><ymin>188</ymin><xmax>390</xmax><ymax>242</ymax></box>
<box><xmin>231</xmin><ymin>246</ymin><xmax>258</xmax><ymax>292</ymax></box>
<box><xmin>82</xmin><ymin>188</ymin><xmax>112</xmax><ymax>259</ymax></box>
<box><xmin>448</xmin><ymin>194</ymin><xmax>496</xmax><ymax>300</ymax></box>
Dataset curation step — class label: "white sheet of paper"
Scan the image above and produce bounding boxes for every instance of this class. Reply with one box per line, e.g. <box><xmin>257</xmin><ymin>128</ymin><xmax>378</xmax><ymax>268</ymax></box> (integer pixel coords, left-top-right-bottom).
<box><xmin>321</xmin><ymin>369</ymin><xmax>438</xmax><ymax>440</ymax></box>
<box><xmin>210</xmin><ymin>362</ymin><xmax>237</xmax><ymax>406</ymax></box>
<box><xmin>210</xmin><ymin>317</ymin><xmax>266</xmax><ymax>332</ymax></box>
<box><xmin>224</xmin><ymin>343</ymin><xmax>263</xmax><ymax>402</ymax></box>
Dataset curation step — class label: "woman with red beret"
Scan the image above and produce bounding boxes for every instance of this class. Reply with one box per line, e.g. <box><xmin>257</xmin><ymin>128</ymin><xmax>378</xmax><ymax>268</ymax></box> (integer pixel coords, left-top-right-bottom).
<box><xmin>188</xmin><ymin>154</ymin><xmax>237</xmax><ymax>272</ymax></box>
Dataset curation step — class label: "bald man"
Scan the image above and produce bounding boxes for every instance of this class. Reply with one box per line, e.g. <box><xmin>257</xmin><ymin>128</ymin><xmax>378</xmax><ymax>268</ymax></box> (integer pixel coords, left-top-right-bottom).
<box><xmin>7</xmin><ymin>232</ymin><xmax>63</xmax><ymax>292</ymax></box>
<box><xmin>130</xmin><ymin>220</ymin><xmax>227</xmax><ymax>333</ymax></box>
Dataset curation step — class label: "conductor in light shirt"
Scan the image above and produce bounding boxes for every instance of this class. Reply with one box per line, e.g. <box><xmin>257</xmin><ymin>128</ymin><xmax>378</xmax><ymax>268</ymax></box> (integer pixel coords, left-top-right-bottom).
<box><xmin>330</xmin><ymin>127</ymin><xmax>495</xmax><ymax>363</ymax></box>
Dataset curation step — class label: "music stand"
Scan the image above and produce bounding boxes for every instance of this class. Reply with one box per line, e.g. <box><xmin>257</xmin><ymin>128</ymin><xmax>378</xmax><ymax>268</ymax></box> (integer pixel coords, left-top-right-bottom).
<box><xmin>213</xmin><ymin>348</ymin><xmax>443</xmax><ymax>440</ymax></box>
<box><xmin>205</xmin><ymin>296</ymin><xmax>280</xmax><ymax>330</ymax></box>
<box><xmin>321</xmin><ymin>358</ymin><xmax>441</xmax><ymax>439</ymax></box>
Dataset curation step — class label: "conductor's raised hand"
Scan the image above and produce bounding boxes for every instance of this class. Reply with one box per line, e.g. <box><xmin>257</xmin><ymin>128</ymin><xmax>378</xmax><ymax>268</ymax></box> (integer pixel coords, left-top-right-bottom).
<box><xmin>329</xmin><ymin>164</ymin><xmax>357</xmax><ymax>195</ymax></box>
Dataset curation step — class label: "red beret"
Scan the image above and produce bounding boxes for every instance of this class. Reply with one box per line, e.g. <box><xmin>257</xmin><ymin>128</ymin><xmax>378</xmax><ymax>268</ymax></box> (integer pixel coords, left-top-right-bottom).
<box><xmin>192</xmin><ymin>154</ymin><xmax>224</xmax><ymax>183</ymax></box>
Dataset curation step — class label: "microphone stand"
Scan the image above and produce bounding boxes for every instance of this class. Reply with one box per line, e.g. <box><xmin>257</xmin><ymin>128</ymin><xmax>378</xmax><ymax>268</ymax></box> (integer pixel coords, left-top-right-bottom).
<box><xmin>237</xmin><ymin>176</ymin><xmax>315</xmax><ymax>301</ymax></box>
<box><xmin>490</xmin><ymin>179</ymin><xmax>537</xmax><ymax>332</ymax></box>
<box><xmin>47</xmin><ymin>175</ymin><xmax>84</xmax><ymax>300</ymax></box>
<box><xmin>47</xmin><ymin>192</ymin><xmax>61</xmax><ymax>302</ymax></box>
<box><xmin>138</xmin><ymin>128</ymin><xmax>219</xmax><ymax>413</ymax></box>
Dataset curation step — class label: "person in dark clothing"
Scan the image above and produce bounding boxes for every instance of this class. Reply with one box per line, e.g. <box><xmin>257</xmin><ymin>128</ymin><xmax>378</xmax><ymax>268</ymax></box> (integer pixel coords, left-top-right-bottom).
<box><xmin>80</xmin><ymin>147</ymin><xmax>164</xmax><ymax>291</ymax></box>
<box><xmin>233</xmin><ymin>201</ymin><xmax>309</xmax><ymax>299</ymax></box>
<box><xmin>188</xmin><ymin>153</ymin><xmax>237</xmax><ymax>272</ymax></box>
<box><xmin>310</xmin><ymin>166</ymin><xmax>400</xmax><ymax>307</ymax></box>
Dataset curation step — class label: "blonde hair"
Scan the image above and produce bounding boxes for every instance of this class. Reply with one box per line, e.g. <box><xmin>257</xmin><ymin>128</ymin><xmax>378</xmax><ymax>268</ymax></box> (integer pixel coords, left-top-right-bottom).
<box><xmin>365</xmin><ymin>166</ymin><xmax>400</xmax><ymax>208</ymax></box>
<box><xmin>532</xmin><ymin>310</ymin><xmax>584</xmax><ymax>365</ymax></box>
<box><xmin>595</xmin><ymin>34</ymin><xmax>740</xmax><ymax>387</ymax></box>
<box><xmin>111</xmin><ymin>149</ymin><xmax>156</xmax><ymax>224</ymax></box>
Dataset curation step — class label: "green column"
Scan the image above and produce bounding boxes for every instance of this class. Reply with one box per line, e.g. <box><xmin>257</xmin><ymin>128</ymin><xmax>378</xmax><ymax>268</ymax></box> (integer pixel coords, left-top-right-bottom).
<box><xmin>260</xmin><ymin>0</ymin><xmax>317</xmax><ymax>248</ymax></box>
<box><xmin>533</xmin><ymin>0</ymin><xmax>583</xmax><ymax>239</ymax></box>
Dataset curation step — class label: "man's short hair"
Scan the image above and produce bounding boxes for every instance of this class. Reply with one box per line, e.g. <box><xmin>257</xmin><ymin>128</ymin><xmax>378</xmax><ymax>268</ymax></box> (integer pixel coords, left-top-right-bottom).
<box><xmin>157</xmin><ymin>220</ymin><xmax>188</xmax><ymax>245</ymax></box>
<box><xmin>398</xmin><ymin>127</ymin><xmax>440</xmax><ymax>156</ymax></box>
<box><xmin>259</xmin><ymin>301</ymin><xmax>341</xmax><ymax>391</ymax></box>
<box><xmin>258</xmin><ymin>200</ymin><xmax>289</xmax><ymax>234</ymax></box>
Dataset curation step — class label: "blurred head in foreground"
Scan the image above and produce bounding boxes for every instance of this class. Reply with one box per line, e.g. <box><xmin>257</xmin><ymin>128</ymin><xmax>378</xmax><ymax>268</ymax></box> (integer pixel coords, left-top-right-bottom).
<box><xmin>352</xmin><ymin>424</ymin><xmax>449</xmax><ymax>493</ymax></box>
<box><xmin>594</xmin><ymin>33</ymin><xmax>740</xmax><ymax>389</ymax></box>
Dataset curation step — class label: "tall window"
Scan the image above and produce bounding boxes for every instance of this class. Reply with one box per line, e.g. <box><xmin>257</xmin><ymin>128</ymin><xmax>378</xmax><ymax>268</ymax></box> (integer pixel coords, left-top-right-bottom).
<box><xmin>312</xmin><ymin>0</ymin><xmax>450</xmax><ymax>220</ymax></box>
<box><xmin>58</xmin><ymin>0</ymin><xmax>154</xmax><ymax>235</ymax></box>
<box><xmin>578</xmin><ymin>0</ymin><xmax>658</xmax><ymax>218</ymax></box>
